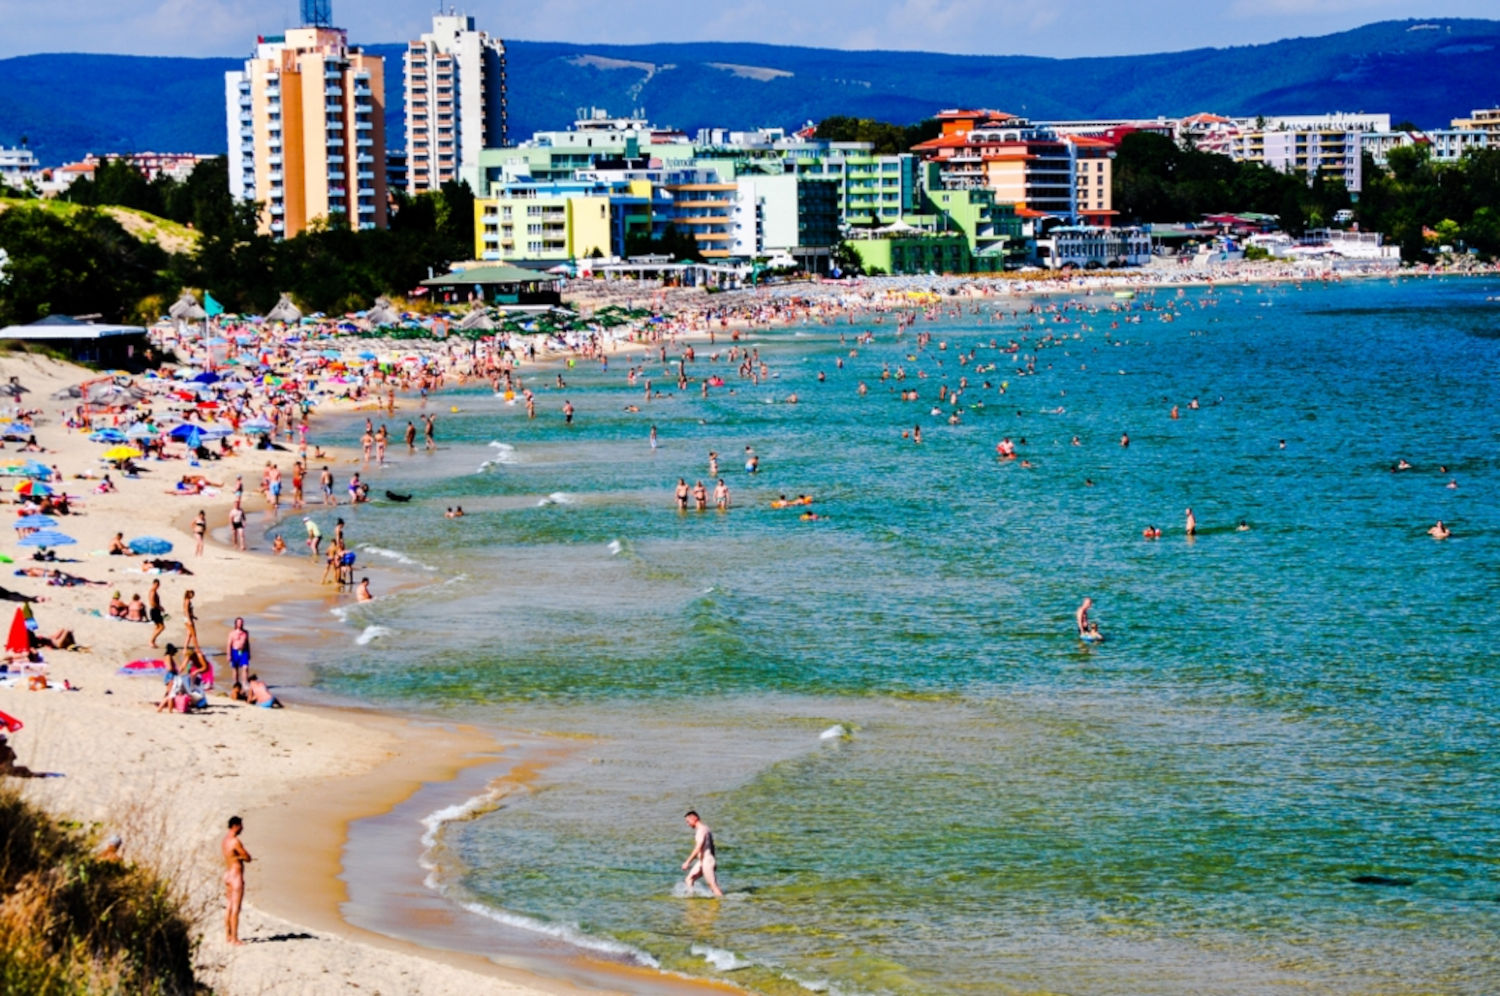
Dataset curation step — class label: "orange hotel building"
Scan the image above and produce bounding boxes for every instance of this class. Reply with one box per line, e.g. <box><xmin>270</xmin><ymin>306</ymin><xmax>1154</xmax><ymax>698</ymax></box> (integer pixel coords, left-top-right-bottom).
<box><xmin>913</xmin><ymin>110</ymin><xmax>1115</xmax><ymax>226</ymax></box>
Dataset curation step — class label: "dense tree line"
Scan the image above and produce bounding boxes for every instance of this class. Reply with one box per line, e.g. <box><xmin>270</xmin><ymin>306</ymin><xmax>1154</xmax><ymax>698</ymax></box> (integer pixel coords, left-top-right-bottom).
<box><xmin>1111</xmin><ymin>132</ymin><xmax>1351</xmax><ymax>234</ymax></box>
<box><xmin>1114</xmin><ymin>131</ymin><xmax>1500</xmax><ymax>261</ymax></box>
<box><xmin>0</xmin><ymin>205</ymin><xmax>173</xmax><ymax>326</ymax></box>
<box><xmin>1356</xmin><ymin>145</ymin><xmax>1500</xmax><ymax>260</ymax></box>
<box><xmin>0</xmin><ymin>160</ymin><xmax>477</xmax><ymax>325</ymax></box>
<box><xmin>815</xmin><ymin>116</ymin><xmax>940</xmax><ymax>155</ymax></box>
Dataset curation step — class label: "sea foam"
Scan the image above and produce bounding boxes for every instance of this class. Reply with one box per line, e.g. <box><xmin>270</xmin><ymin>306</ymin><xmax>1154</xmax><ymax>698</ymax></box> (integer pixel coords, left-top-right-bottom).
<box><xmin>690</xmin><ymin>943</ymin><xmax>751</xmax><ymax>971</ymax></box>
<box><xmin>416</xmin><ymin>786</ymin><xmax>660</xmax><ymax>967</ymax></box>
<box><xmin>359</xmin><ymin>544</ymin><xmax>437</xmax><ymax>571</ymax></box>
<box><xmin>355</xmin><ymin>625</ymin><xmax>393</xmax><ymax>646</ymax></box>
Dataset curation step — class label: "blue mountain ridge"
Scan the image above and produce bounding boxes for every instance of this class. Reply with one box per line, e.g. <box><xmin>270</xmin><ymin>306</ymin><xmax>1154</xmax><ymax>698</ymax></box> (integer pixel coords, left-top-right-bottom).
<box><xmin>2</xmin><ymin>18</ymin><xmax>1495</xmax><ymax>166</ymax></box>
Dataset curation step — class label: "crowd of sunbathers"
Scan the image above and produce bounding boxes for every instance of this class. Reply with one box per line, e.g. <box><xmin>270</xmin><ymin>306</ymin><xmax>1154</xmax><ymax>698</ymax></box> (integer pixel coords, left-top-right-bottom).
<box><xmin>154</xmin><ymin>642</ymin><xmax>279</xmax><ymax>713</ymax></box>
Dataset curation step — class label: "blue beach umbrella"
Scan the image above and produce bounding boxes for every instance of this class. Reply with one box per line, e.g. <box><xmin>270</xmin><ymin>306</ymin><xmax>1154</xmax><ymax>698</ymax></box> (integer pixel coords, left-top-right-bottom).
<box><xmin>128</xmin><ymin>536</ymin><xmax>173</xmax><ymax>555</ymax></box>
<box><xmin>240</xmin><ymin>418</ymin><xmax>273</xmax><ymax>434</ymax></box>
<box><xmin>125</xmin><ymin>423</ymin><xmax>158</xmax><ymax>440</ymax></box>
<box><xmin>17</xmin><ymin>530</ymin><xmax>75</xmax><ymax>548</ymax></box>
<box><xmin>12</xmin><ymin>515</ymin><xmax>58</xmax><ymax>530</ymax></box>
<box><xmin>167</xmin><ymin>423</ymin><xmax>203</xmax><ymax>440</ymax></box>
<box><xmin>89</xmin><ymin>428</ymin><xmax>129</xmax><ymax>444</ymax></box>
<box><xmin>18</xmin><ymin>460</ymin><xmax>51</xmax><ymax>479</ymax></box>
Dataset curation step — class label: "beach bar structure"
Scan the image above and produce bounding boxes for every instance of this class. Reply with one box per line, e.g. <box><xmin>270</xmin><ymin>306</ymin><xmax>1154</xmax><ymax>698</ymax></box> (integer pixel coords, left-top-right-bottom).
<box><xmin>420</xmin><ymin>264</ymin><xmax>562</xmax><ymax>307</ymax></box>
<box><xmin>0</xmin><ymin>315</ymin><xmax>150</xmax><ymax>369</ymax></box>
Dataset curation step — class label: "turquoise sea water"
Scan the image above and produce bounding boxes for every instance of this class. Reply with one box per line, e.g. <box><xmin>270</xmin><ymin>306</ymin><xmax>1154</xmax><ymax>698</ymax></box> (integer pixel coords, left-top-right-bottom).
<box><xmin>291</xmin><ymin>277</ymin><xmax>1500</xmax><ymax>995</ymax></box>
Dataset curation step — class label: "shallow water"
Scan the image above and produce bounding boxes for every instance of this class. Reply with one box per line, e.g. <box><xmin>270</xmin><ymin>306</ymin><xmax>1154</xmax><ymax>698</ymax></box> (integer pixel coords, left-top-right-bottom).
<box><xmin>288</xmin><ymin>277</ymin><xmax>1500</xmax><ymax>995</ymax></box>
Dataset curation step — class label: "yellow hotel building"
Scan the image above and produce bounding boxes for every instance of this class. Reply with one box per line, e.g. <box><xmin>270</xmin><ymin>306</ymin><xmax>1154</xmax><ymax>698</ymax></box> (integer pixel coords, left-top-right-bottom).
<box><xmin>226</xmin><ymin>26</ymin><xmax>387</xmax><ymax>238</ymax></box>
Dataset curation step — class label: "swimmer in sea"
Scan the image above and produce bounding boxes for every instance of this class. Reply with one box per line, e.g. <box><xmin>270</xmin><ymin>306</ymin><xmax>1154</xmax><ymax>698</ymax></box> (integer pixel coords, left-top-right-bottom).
<box><xmin>1076</xmin><ymin>597</ymin><xmax>1093</xmax><ymax>638</ymax></box>
<box><xmin>1428</xmin><ymin>520</ymin><xmax>1451</xmax><ymax>539</ymax></box>
<box><xmin>1236</xmin><ymin>520</ymin><xmax>1250</xmax><ymax>532</ymax></box>
<box><xmin>1185</xmin><ymin>508</ymin><xmax>1197</xmax><ymax>536</ymax></box>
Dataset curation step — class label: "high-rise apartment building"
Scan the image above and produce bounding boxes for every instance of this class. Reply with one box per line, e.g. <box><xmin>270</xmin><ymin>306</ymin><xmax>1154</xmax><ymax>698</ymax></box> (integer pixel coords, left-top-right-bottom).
<box><xmin>405</xmin><ymin>14</ymin><xmax>507</xmax><ymax>195</ymax></box>
<box><xmin>226</xmin><ymin>21</ymin><xmax>387</xmax><ymax>238</ymax></box>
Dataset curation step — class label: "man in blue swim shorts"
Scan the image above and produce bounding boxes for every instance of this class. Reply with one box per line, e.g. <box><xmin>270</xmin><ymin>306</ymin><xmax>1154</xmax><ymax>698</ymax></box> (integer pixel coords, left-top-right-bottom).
<box><xmin>226</xmin><ymin>617</ymin><xmax>252</xmax><ymax>688</ymax></box>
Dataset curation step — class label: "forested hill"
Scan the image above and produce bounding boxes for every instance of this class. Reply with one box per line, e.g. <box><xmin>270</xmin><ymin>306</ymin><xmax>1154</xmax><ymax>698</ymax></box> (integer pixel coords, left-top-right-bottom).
<box><xmin>3</xmin><ymin>17</ymin><xmax>1497</xmax><ymax>165</ymax></box>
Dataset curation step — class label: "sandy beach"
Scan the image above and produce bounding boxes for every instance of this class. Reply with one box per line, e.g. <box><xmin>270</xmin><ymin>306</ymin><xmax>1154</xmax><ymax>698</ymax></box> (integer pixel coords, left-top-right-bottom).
<box><xmin>0</xmin><ymin>351</ymin><xmax>743</xmax><ymax>995</ymax></box>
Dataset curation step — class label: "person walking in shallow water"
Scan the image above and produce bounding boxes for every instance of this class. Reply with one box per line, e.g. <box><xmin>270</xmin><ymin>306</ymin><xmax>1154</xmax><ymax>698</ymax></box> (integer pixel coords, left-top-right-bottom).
<box><xmin>682</xmin><ymin>811</ymin><xmax>723</xmax><ymax>898</ymax></box>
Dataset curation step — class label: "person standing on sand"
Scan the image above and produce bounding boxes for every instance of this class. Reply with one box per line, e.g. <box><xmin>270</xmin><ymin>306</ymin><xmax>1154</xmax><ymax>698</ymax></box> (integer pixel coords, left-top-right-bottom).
<box><xmin>229</xmin><ymin>500</ymin><xmax>246</xmax><ymax>551</ymax></box>
<box><xmin>222</xmin><ymin>816</ymin><xmax>252</xmax><ymax>945</ymax></box>
<box><xmin>193</xmin><ymin>510</ymin><xmax>207</xmax><ymax>557</ymax></box>
<box><xmin>148</xmin><ymin>578</ymin><xmax>165</xmax><ymax>648</ymax></box>
<box><xmin>682</xmin><ymin>811</ymin><xmax>723</xmax><ymax>898</ymax></box>
<box><xmin>226</xmin><ymin>617</ymin><xmax>251</xmax><ymax>688</ymax></box>
<box><xmin>182</xmin><ymin>590</ymin><xmax>200</xmax><ymax>652</ymax></box>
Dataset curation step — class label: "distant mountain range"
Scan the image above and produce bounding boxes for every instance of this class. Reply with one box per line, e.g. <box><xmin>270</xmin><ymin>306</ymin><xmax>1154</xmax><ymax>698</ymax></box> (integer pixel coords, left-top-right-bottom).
<box><xmin>3</xmin><ymin>18</ymin><xmax>1497</xmax><ymax>167</ymax></box>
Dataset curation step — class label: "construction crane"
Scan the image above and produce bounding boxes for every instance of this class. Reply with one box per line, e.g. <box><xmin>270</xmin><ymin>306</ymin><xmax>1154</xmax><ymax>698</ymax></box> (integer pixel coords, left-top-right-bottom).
<box><xmin>301</xmin><ymin>0</ymin><xmax>332</xmax><ymax>27</ymax></box>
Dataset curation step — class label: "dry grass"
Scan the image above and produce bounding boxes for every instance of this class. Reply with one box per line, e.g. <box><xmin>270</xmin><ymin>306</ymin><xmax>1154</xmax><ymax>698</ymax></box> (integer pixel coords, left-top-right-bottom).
<box><xmin>0</xmin><ymin>786</ymin><xmax>199</xmax><ymax>995</ymax></box>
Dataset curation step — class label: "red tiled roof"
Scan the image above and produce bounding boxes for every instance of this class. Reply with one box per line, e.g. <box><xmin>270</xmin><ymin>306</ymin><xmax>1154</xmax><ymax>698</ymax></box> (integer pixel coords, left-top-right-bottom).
<box><xmin>935</xmin><ymin>108</ymin><xmax>1016</xmax><ymax>120</ymax></box>
<box><xmin>912</xmin><ymin>134</ymin><xmax>975</xmax><ymax>150</ymax></box>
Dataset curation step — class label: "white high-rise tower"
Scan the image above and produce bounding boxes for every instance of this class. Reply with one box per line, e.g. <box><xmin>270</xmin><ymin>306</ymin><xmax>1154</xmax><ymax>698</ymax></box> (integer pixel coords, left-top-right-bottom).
<box><xmin>404</xmin><ymin>13</ymin><xmax>507</xmax><ymax>195</ymax></box>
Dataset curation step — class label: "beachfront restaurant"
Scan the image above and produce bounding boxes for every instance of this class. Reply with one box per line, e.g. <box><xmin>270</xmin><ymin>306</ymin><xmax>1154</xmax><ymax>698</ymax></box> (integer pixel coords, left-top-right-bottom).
<box><xmin>0</xmin><ymin>315</ymin><xmax>150</xmax><ymax>370</ymax></box>
<box><xmin>420</xmin><ymin>265</ymin><xmax>563</xmax><ymax>307</ymax></box>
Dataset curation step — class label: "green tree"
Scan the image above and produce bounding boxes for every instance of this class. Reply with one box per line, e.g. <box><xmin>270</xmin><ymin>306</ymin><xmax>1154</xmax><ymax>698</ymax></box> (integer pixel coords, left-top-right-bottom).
<box><xmin>0</xmin><ymin>206</ymin><xmax>172</xmax><ymax>324</ymax></box>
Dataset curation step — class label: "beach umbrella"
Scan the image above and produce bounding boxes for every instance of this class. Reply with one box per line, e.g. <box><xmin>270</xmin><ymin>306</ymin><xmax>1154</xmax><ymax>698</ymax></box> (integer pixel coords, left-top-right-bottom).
<box><xmin>5</xmin><ymin>608</ymin><xmax>28</xmax><ymax>656</ymax></box>
<box><xmin>194</xmin><ymin>424</ymin><xmax>232</xmax><ymax>440</ymax></box>
<box><xmin>12</xmin><ymin>515</ymin><xmax>58</xmax><ymax>530</ymax></box>
<box><xmin>18</xmin><ymin>460</ymin><xmax>52</xmax><ymax>479</ymax></box>
<box><xmin>128</xmin><ymin>536</ymin><xmax>173</xmax><ymax>555</ymax></box>
<box><xmin>103</xmin><ymin>446</ymin><xmax>143</xmax><ymax>461</ymax></box>
<box><xmin>125</xmin><ymin>423</ymin><xmax>158</xmax><ymax>440</ymax></box>
<box><xmin>240</xmin><ymin>418</ymin><xmax>273</xmax><ymax>434</ymax></box>
<box><xmin>0</xmin><ymin>709</ymin><xmax>21</xmax><ymax>733</ymax></box>
<box><xmin>12</xmin><ymin>480</ymin><xmax>51</xmax><ymax>496</ymax></box>
<box><xmin>192</xmin><ymin>371</ymin><xmax>221</xmax><ymax>384</ymax></box>
<box><xmin>17</xmin><ymin>530</ymin><xmax>75</xmax><ymax>548</ymax></box>
<box><xmin>88</xmin><ymin>428</ymin><xmax>129</xmax><ymax>443</ymax></box>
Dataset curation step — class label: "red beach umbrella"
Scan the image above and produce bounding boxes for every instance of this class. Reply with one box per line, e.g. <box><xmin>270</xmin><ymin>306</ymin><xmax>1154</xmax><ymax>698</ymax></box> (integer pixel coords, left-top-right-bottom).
<box><xmin>5</xmin><ymin>607</ymin><xmax>29</xmax><ymax>655</ymax></box>
<box><xmin>0</xmin><ymin>710</ymin><xmax>20</xmax><ymax>733</ymax></box>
